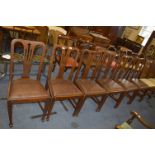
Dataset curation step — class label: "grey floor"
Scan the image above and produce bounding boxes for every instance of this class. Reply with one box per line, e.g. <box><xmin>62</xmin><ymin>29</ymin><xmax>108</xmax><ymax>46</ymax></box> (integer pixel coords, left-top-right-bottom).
<box><xmin>0</xmin><ymin>63</ymin><xmax>155</xmax><ymax>129</ymax></box>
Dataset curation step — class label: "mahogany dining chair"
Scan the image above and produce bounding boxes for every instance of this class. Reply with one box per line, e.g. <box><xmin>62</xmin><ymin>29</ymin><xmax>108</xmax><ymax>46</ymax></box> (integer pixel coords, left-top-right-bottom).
<box><xmin>7</xmin><ymin>39</ymin><xmax>50</xmax><ymax>127</ymax></box>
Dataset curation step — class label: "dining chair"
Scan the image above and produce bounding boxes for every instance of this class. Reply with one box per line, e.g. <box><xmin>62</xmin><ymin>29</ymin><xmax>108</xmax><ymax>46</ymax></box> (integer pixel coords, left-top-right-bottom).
<box><xmin>73</xmin><ymin>49</ymin><xmax>107</xmax><ymax>115</ymax></box>
<box><xmin>7</xmin><ymin>39</ymin><xmax>50</xmax><ymax>127</ymax></box>
<box><xmin>43</xmin><ymin>45</ymin><xmax>83</xmax><ymax>121</ymax></box>
<box><xmin>118</xmin><ymin>54</ymin><xmax>147</xmax><ymax>105</ymax></box>
<box><xmin>115</xmin><ymin>111</ymin><xmax>153</xmax><ymax>129</ymax></box>
<box><xmin>97</xmin><ymin>48</ymin><xmax>147</xmax><ymax>109</ymax></box>
<box><xmin>96</xmin><ymin>49</ymin><xmax>127</xmax><ymax>109</ymax></box>
<box><xmin>138</xmin><ymin>60</ymin><xmax>155</xmax><ymax>100</ymax></box>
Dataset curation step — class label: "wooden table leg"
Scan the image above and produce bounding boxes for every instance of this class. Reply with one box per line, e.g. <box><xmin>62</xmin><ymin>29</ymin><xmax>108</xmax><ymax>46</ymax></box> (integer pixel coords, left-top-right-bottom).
<box><xmin>0</xmin><ymin>30</ymin><xmax>3</xmax><ymax>52</ymax></box>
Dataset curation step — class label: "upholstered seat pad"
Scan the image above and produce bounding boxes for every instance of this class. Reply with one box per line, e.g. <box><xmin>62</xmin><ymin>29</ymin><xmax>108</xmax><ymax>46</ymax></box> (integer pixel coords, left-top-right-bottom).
<box><xmin>118</xmin><ymin>79</ymin><xmax>138</xmax><ymax>91</ymax></box>
<box><xmin>75</xmin><ymin>79</ymin><xmax>106</xmax><ymax>96</ymax></box>
<box><xmin>116</xmin><ymin>122</ymin><xmax>132</xmax><ymax>129</ymax></box>
<box><xmin>140</xmin><ymin>78</ymin><xmax>155</xmax><ymax>87</ymax></box>
<box><xmin>131</xmin><ymin>79</ymin><xmax>149</xmax><ymax>89</ymax></box>
<box><xmin>147</xmin><ymin>78</ymin><xmax>155</xmax><ymax>85</ymax></box>
<box><xmin>8</xmin><ymin>78</ymin><xmax>50</xmax><ymax>102</ymax></box>
<box><xmin>50</xmin><ymin>79</ymin><xmax>83</xmax><ymax>98</ymax></box>
<box><xmin>97</xmin><ymin>79</ymin><xmax>125</xmax><ymax>93</ymax></box>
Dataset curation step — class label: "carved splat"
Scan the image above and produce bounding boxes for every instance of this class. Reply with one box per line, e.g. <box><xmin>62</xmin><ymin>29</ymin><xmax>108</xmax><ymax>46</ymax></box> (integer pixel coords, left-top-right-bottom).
<box><xmin>47</xmin><ymin>45</ymin><xmax>80</xmax><ymax>81</ymax></box>
<box><xmin>10</xmin><ymin>39</ymin><xmax>46</xmax><ymax>80</ymax></box>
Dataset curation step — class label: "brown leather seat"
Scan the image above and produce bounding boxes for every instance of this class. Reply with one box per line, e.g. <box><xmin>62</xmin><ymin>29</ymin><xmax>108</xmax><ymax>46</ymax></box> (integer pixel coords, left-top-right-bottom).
<box><xmin>97</xmin><ymin>79</ymin><xmax>125</xmax><ymax>93</ymax></box>
<box><xmin>49</xmin><ymin>79</ymin><xmax>83</xmax><ymax>98</ymax></box>
<box><xmin>75</xmin><ymin>79</ymin><xmax>106</xmax><ymax>96</ymax></box>
<box><xmin>8</xmin><ymin>78</ymin><xmax>49</xmax><ymax>102</ymax></box>
<box><xmin>131</xmin><ymin>79</ymin><xmax>149</xmax><ymax>89</ymax></box>
<box><xmin>118</xmin><ymin>79</ymin><xmax>138</xmax><ymax>91</ymax></box>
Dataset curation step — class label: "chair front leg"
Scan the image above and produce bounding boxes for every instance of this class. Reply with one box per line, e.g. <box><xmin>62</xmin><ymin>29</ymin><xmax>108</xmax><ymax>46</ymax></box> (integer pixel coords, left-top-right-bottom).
<box><xmin>46</xmin><ymin>99</ymin><xmax>55</xmax><ymax>121</ymax></box>
<box><xmin>127</xmin><ymin>91</ymin><xmax>137</xmax><ymax>104</ymax></box>
<box><xmin>114</xmin><ymin>92</ymin><xmax>125</xmax><ymax>108</ymax></box>
<box><xmin>7</xmin><ymin>101</ymin><xmax>13</xmax><ymax>128</ymax></box>
<box><xmin>41</xmin><ymin>99</ymin><xmax>51</xmax><ymax>121</ymax></box>
<box><xmin>96</xmin><ymin>95</ymin><xmax>108</xmax><ymax>112</ymax></box>
<box><xmin>73</xmin><ymin>97</ymin><xmax>85</xmax><ymax>117</ymax></box>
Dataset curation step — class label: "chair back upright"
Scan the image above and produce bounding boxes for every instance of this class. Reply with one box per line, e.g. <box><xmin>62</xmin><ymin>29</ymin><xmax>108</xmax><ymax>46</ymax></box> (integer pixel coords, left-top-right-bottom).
<box><xmin>74</xmin><ymin>49</ymin><xmax>103</xmax><ymax>81</ymax></box>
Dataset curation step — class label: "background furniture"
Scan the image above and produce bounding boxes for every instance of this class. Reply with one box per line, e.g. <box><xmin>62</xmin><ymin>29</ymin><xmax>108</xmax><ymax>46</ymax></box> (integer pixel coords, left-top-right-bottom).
<box><xmin>35</xmin><ymin>26</ymin><xmax>49</xmax><ymax>44</ymax></box>
<box><xmin>0</xmin><ymin>26</ymin><xmax>40</xmax><ymax>51</ymax></box>
<box><xmin>87</xmin><ymin>26</ymin><xmax>125</xmax><ymax>43</ymax></box>
<box><xmin>48</xmin><ymin>26</ymin><xmax>67</xmax><ymax>46</ymax></box>
<box><xmin>90</xmin><ymin>32</ymin><xmax>111</xmax><ymax>48</ymax></box>
<box><xmin>114</xmin><ymin>37</ymin><xmax>142</xmax><ymax>53</ymax></box>
<box><xmin>142</xmin><ymin>31</ymin><xmax>155</xmax><ymax>59</ymax></box>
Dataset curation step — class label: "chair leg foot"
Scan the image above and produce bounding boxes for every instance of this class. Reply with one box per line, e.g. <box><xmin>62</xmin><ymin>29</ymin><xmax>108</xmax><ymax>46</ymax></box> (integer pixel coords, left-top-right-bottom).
<box><xmin>9</xmin><ymin>123</ymin><xmax>13</xmax><ymax>128</ymax></box>
<box><xmin>126</xmin><ymin>91</ymin><xmax>137</xmax><ymax>104</ymax></box>
<box><xmin>96</xmin><ymin>108</ymin><xmax>100</xmax><ymax>112</ymax></box>
<box><xmin>46</xmin><ymin>117</ymin><xmax>50</xmax><ymax>121</ymax></box>
<box><xmin>96</xmin><ymin>95</ymin><xmax>107</xmax><ymax>112</ymax></box>
<box><xmin>45</xmin><ymin>100</ymin><xmax>55</xmax><ymax>121</ymax></box>
<box><xmin>41</xmin><ymin>117</ymin><xmax>45</xmax><ymax>122</ymax></box>
<box><xmin>7</xmin><ymin>101</ymin><xmax>13</xmax><ymax>128</ymax></box>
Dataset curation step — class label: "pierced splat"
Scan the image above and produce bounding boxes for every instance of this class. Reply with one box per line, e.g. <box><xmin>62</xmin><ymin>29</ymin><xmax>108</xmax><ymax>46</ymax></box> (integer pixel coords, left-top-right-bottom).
<box><xmin>96</xmin><ymin>49</ymin><xmax>119</xmax><ymax>80</ymax></box>
<box><xmin>129</xmin><ymin>56</ymin><xmax>146</xmax><ymax>79</ymax></box>
<box><xmin>22</xmin><ymin>43</ymin><xmax>35</xmax><ymax>78</ymax></box>
<box><xmin>10</xmin><ymin>39</ymin><xmax>46</xmax><ymax>80</ymax></box>
<box><xmin>114</xmin><ymin>55</ymin><xmax>133</xmax><ymax>80</ymax></box>
<box><xmin>74</xmin><ymin>49</ymin><xmax>103</xmax><ymax>80</ymax></box>
<box><xmin>47</xmin><ymin>45</ymin><xmax>80</xmax><ymax>81</ymax></box>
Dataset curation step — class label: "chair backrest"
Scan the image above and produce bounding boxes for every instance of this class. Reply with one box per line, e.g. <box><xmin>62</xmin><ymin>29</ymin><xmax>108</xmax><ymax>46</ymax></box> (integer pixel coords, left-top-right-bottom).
<box><xmin>115</xmin><ymin>54</ymin><xmax>145</xmax><ymax>80</ymax></box>
<box><xmin>47</xmin><ymin>45</ymin><xmax>80</xmax><ymax>81</ymax></box>
<box><xmin>147</xmin><ymin>60</ymin><xmax>155</xmax><ymax>78</ymax></box>
<box><xmin>74</xmin><ymin>49</ymin><xmax>103</xmax><ymax>80</ymax></box>
<box><xmin>10</xmin><ymin>39</ymin><xmax>46</xmax><ymax>80</ymax></box>
<box><xmin>93</xmin><ymin>48</ymin><xmax>140</xmax><ymax>81</ymax></box>
<box><xmin>128</xmin><ymin>56</ymin><xmax>146</xmax><ymax>79</ymax></box>
<box><xmin>114</xmin><ymin>55</ymin><xmax>135</xmax><ymax>80</ymax></box>
<box><xmin>95</xmin><ymin>47</ymin><xmax>119</xmax><ymax>80</ymax></box>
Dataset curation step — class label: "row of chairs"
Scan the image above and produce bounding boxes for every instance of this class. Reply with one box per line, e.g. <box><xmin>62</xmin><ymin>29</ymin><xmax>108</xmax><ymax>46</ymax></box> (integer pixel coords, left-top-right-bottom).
<box><xmin>7</xmin><ymin>39</ymin><xmax>155</xmax><ymax>127</ymax></box>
